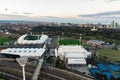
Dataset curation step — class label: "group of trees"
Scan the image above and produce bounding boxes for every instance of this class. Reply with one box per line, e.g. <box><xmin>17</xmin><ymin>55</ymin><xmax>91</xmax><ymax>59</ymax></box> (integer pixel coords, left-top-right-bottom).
<box><xmin>32</xmin><ymin>26</ymin><xmax>88</xmax><ymax>38</ymax></box>
<box><xmin>32</xmin><ymin>25</ymin><xmax>120</xmax><ymax>44</ymax></box>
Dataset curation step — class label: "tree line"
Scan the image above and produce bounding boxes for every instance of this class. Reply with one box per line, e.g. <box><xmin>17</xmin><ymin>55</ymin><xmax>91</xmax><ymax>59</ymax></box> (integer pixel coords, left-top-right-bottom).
<box><xmin>32</xmin><ymin>26</ymin><xmax>120</xmax><ymax>44</ymax></box>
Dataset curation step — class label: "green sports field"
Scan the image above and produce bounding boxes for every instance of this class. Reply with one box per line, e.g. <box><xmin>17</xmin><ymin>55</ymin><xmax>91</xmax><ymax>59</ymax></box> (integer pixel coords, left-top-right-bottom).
<box><xmin>98</xmin><ymin>49</ymin><xmax>120</xmax><ymax>61</ymax></box>
<box><xmin>24</xmin><ymin>35</ymin><xmax>39</xmax><ymax>40</ymax></box>
<box><xmin>0</xmin><ymin>37</ymin><xmax>11</xmax><ymax>45</ymax></box>
<box><xmin>59</xmin><ymin>39</ymin><xmax>80</xmax><ymax>45</ymax></box>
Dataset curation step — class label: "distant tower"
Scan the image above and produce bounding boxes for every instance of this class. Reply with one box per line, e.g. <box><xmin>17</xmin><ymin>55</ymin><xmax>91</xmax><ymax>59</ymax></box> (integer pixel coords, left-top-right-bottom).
<box><xmin>111</xmin><ymin>20</ymin><xmax>115</xmax><ymax>29</ymax></box>
<box><xmin>115</xmin><ymin>23</ymin><xmax>118</xmax><ymax>29</ymax></box>
<box><xmin>111</xmin><ymin>20</ymin><xmax>118</xmax><ymax>29</ymax></box>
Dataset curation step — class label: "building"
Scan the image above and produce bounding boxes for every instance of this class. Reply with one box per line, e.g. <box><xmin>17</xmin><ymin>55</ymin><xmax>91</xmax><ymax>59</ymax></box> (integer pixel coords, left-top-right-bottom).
<box><xmin>91</xmin><ymin>27</ymin><xmax>98</xmax><ymax>31</ymax></box>
<box><xmin>55</xmin><ymin>45</ymin><xmax>91</xmax><ymax>65</ymax></box>
<box><xmin>14</xmin><ymin>34</ymin><xmax>49</xmax><ymax>48</ymax></box>
<box><xmin>0</xmin><ymin>48</ymin><xmax>45</xmax><ymax>58</ymax></box>
<box><xmin>87</xmin><ymin>40</ymin><xmax>105</xmax><ymax>47</ymax></box>
<box><xmin>115</xmin><ymin>23</ymin><xmax>118</xmax><ymax>29</ymax></box>
<box><xmin>0</xmin><ymin>34</ymin><xmax>49</xmax><ymax>58</ymax></box>
<box><xmin>111</xmin><ymin>20</ymin><xmax>118</xmax><ymax>29</ymax></box>
<box><xmin>111</xmin><ymin>20</ymin><xmax>115</xmax><ymax>29</ymax></box>
<box><xmin>17</xmin><ymin>34</ymin><xmax>48</xmax><ymax>45</ymax></box>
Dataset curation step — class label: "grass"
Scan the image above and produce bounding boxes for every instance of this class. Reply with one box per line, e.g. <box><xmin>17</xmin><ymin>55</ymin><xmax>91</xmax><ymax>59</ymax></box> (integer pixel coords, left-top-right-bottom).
<box><xmin>59</xmin><ymin>39</ymin><xmax>80</xmax><ymax>45</ymax></box>
<box><xmin>24</xmin><ymin>35</ymin><xmax>39</xmax><ymax>40</ymax></box>
<box><xmin>0</xmin><ymin>37</ymin><xmax>11</xmax><ymax>45</ymax></box>
<box><xmin>98</xmin><ymin>49</ymin><xmax>120</xmax><ymax>61</ymax></box>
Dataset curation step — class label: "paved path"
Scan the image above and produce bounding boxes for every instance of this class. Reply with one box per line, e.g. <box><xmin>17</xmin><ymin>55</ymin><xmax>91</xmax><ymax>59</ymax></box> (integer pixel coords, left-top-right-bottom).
<box><xmin>31</xmin><ymin>59</ymin><xmax>43</xmax><ymax>80</ymax></box>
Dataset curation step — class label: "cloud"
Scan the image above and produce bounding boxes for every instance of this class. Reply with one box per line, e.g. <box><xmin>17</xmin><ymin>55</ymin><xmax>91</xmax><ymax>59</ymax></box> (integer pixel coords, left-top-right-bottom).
<box><xmin>12</xmin><ymin>12</ymin><xmax>19</xmax><ymax>14</ymax></box>
<box><xmin>104</xmin><ymin>0</ymin><xmax>120</xmax><ymax>2</ymax></box>
<box><xmin>0</xmin><ymin>13</ymin><xmax>120</xmax><ymax>24</ymax></box>
<box><xmin>0</xmin><ymin>14</ymin><xmax>88</xmax><ymax>23</ymax></box>
<box><xmin>79</xmin><ymin>10</ymin><xmax>120</xmax><ymax>18</ymax></box>
<box><xmin>78</xmin><ymin>10</ymin><xmax>120</xmax><ymax>23</ymax></box>
<box><xmin>22</xmin><ymin>12</ymin><xmax>33</xmax><ymax>14</ymax></box>
<box><xmin>0</xmin><ymin>14</ymin><xmax>30</xmax><ymax>20</ymax></box>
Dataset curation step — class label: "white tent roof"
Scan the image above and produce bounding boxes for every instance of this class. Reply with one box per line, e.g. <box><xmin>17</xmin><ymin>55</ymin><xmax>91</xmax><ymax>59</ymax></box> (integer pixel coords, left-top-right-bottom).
<box><xmin>58</xmin><ymin>45</ymin><xmax>91</xmax><ymax>58</ymax></box>
<box><xmin>65</xmin><ymin>52</ymin><xmax>87</xmax><ymax>58</ymax></box>
<box><xmin>68</xmin><ymin>59</ymin><xmax>86</xmax><ymax>64</ymax></box>
<box><xmin>0</xmin><ymin>48</ymin><xmax>45</xmax><ymax>57</ymax></box>
<box><xmin>58</xmin><ymin>45</ymin><xmax>89</xmax><ymax>54</ymax></box>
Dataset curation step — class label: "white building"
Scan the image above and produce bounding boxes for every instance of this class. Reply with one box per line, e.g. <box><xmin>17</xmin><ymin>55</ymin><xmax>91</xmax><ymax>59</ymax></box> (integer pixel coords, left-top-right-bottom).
<box><xmin>87</xmin><ymin>40</ymin><xmax>105</xmax><ymax>46</ymax></box>
<box><xmin>0</xmin><ymin>48</ymin><xmax>45</xmax><ymax>58</ymax></box>
<box><xmin>55</xmin><ymin>45</ymin><xmax>91</xmax><ymax>65</ymax></box>
<box><xmin>17</xmin><ymin>34</ymin><xmax>48</xmax><ymax>45</ymax></box>
<box><xmin>0</xmin><ymin>34</ymin><xmax>49</xmax><ymax>59</ymax></box>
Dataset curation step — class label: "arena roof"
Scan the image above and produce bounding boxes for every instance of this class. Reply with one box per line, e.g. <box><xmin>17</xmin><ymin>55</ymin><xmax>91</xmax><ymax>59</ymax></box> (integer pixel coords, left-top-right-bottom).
<box><xmin>0</xmin><ymin>48</ymin><xmax>45</xmax><ymax>57</ymax></box>
<box><xmin>17</xmin><ymin>34</ymin><xmax>48</xmax><ymax>44</ymax></box>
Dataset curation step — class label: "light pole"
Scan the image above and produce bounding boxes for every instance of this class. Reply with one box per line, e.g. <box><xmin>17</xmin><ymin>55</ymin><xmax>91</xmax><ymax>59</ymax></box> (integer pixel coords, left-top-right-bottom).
<box><xmin>22</xmin><ymin>65</ymin><xmax>25</xmax><ymax>80</ymax></box>
<box><xmin>62</xmin><ymin>32</ymin><xmax>64</xmax><ymax>39</ymax></box>
<box><xmin>16</xmin><ymin>56</ymin><xmax>28</xmax><ymax>80</ymax></box>
<box><xmin>58</xmin><ymin>36</ymin><xmax>60</xmax><ymax>46</ymax></box>
<box><xmin>79</xmin><ymin>33</ymin><xmax>82</xmax><ymax>45</ymax></box>
<box><xmin>42</xmin><ymin>32</ymin><xmax>44</xmax><ymax>35</ymax></box>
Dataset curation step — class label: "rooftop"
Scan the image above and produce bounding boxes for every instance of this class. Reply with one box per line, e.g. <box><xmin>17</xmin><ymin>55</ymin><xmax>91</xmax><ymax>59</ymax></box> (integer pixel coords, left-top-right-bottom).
<box><xmin>0</xmin><ymin>48</ymin><xmax>45</xmax><ymax>57</ymax></box>
<box><xmin>57</xmin><ymin>45</ymin><xmax>91</xmax><ymax>58</ymax></box>
<box><xmin>17</xmin><ymin>34</ymin><xmax>48</xmax><ymax>44</ymax></box>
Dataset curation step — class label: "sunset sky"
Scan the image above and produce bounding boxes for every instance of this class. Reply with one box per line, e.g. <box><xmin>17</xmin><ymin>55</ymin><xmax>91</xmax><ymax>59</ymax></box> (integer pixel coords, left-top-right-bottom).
<box><xmin>0</xmin><ymin>0</ymin><xmax>120</xmax><ymax>23</ymax></box>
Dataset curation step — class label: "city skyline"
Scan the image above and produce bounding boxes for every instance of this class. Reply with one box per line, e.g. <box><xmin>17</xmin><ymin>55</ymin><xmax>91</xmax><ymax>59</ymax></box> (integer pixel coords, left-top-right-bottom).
<box><xmin>0</xmin><ymin>0</ymin><xmax>120</xmax><ymax>23</ymax></box>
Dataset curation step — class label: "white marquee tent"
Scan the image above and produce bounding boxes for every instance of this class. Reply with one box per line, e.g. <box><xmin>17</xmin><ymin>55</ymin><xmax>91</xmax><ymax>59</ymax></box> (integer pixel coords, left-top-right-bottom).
<box><xmin>55</xmin><ymin>45</ymin><xmax>91</xmax><ymax>65</ymax></box>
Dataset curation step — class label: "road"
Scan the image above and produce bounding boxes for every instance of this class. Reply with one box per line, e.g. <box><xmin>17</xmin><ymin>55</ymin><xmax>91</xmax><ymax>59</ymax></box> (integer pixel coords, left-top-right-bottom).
<box><xmin>41</xmin><ymin>66</ymin><xmax>93</xmax><ymax>80</ymax></box>
<box><xmin>0</xmin><ymin>59</ymin><xmax>94</xmax><ymax>80</ymax></box>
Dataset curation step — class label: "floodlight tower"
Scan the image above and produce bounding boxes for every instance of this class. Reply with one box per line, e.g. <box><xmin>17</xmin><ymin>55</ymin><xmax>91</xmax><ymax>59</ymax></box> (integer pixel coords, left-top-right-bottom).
<box><xmin>58</xmin><ymin>36</ymin><xmax>60</xmax><ymax>45</ymax></box>
<box><xmin>62</xmin><ymin>32</ymin><xmax>64</xmax><ymax>39</ymax></box>
<box><xmin>16</xmin><ymin>56</ymin><xmax>28</xmax><ymax>80</ymax></box>
<box><xmin>42</xmin><ymin>32</ymin><xmax>44</xmax><ymax>35</ymax></box>
<box><xmin>79</xmin><ymin>33</ymin><xmax>82</xmax><ymax>45</ymax></box>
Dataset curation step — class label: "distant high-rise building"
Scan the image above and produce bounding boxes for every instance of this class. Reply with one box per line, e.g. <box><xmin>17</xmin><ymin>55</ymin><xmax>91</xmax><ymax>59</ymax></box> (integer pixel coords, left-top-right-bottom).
<box><xmin>110</xmin><ymin>20</ymin><xmax>118</xmax><ymax>29</ymax></box>
<box><xmin>115</xmin><ymin>23</ymin><xmax>118</xmax><ymax>29</ymax></box>
<box><xmin>111</xmin><ymin>20</ymin><xmax>115</xmax><ymax>29</ymax></box>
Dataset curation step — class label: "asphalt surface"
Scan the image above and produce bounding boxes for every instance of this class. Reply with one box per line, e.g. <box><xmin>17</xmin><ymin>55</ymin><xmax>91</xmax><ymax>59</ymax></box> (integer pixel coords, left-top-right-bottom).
<box><xmin>0</xmin><ymin>59</ymin><xmax>94</xmax><ymax>80</ymax></box>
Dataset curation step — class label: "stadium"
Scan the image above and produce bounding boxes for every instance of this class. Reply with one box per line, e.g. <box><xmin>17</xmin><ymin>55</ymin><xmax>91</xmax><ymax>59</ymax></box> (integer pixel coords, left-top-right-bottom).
<box><xmin>17</xmin><ymin>34</ymin><xmax>48</xmax><ymax>45</ymax></box>
<box><xmin>0</xmin><ymin>34</ymin><xmax>49</xmax><ymax>58</ymax></box>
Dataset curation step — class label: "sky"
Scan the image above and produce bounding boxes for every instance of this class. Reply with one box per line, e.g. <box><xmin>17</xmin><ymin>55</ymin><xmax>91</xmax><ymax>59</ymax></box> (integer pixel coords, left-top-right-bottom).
<box><xmin>0</xmin><ymin>0</ymin><xmax>120</xmax><ymax>24</ymax></box>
